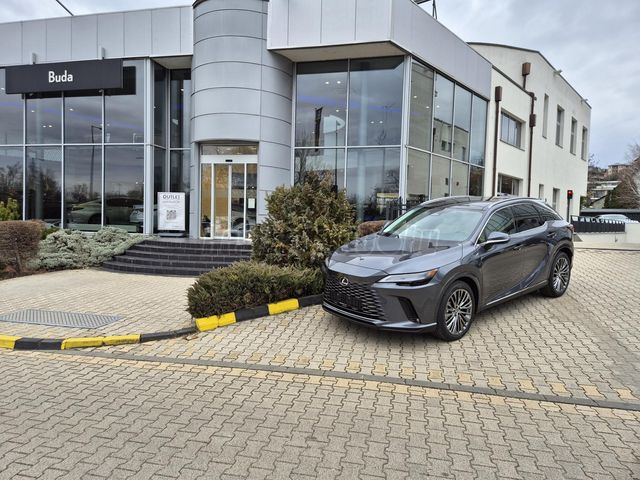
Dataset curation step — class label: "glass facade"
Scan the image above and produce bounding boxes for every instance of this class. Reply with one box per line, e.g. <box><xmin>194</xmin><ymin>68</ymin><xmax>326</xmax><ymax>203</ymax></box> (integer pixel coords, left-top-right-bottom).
<box><xmin>294</xmin><ymin>57</ymin><xmax>488</xmax><ymax>219</ymax></box>
<box><xmin>64</xmin><ymin>145</ymin><xmax>102</xmax><ymax>230</ymax></box>
<box><xmin>0</xmin><ymin>147</ymin><xmax>22</xmax><ymax>217</ymax></box>
<box><xmin>294</xmin><ymin>57</ymin><xmax>405</xmax><ymax>220</ymax></box>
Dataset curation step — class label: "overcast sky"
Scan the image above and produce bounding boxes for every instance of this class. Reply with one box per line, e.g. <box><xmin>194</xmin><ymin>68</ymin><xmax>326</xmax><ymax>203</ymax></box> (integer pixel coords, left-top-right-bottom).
<box><xmin>1</xmin><ymin>0</ymin><xmax>638</xmax><ymax>166</ymax></box>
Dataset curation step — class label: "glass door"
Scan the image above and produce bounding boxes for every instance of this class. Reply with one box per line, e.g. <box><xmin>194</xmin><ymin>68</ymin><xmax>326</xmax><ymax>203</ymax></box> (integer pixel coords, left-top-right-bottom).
<box><xmin>200</xmin><ymin>147</ymin><xmax>257</xmax><ymax>240</ymax></box>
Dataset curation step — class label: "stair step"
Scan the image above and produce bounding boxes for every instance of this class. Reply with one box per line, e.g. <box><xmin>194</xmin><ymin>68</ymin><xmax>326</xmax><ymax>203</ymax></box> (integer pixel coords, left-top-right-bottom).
<box><xmin>103</xmin><ymin>261</ymin><xmax>213</xmax><ymax>277</ymax></box>
<box><xmin>143</xmin><ymin>239</ymin><xmax>251</xmax><ymax>250</ymax></box>
<box><xmin>119</xmin><ymin>250</ymin><xmax>250</xmax><ymax>262</ymax></box>
<box><xmin>111</xmin><ymin>255</ymin><xmax>236</xmax><ymax>268</ymax></box>
<box><xmin>129</xmin><ymin>244</ymin><xmax>252</xmax><ymax>256</ymax></box>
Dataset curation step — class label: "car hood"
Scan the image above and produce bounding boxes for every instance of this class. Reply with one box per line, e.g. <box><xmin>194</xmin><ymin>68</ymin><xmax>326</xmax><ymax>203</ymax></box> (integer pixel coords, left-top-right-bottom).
<box><xmin>328</xmin><ymin>234</ymin><xmax>463</xmax><ymax>275</ymax></box>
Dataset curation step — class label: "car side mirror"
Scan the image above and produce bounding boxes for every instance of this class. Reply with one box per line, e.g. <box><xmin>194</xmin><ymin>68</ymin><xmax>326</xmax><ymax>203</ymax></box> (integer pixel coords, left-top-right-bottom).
<box><xmin>481</xmin><ymin>231</ymin><xmax>510</xmax><ymax>248</ymax></box>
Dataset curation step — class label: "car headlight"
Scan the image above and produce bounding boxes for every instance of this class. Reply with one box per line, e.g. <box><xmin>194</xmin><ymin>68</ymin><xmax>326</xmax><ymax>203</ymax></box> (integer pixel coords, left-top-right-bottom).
<box><xmin>377</xmin><ymin>269</ymin><xmax>438</xmax><ymax>286</ymax></box>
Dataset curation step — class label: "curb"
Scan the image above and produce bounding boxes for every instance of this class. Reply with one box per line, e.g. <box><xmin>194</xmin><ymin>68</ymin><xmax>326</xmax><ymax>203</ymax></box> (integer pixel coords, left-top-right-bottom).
<box><xmin>0</xmin><ymin>295</ymin><xmax>324</xmax><ymax>351</ymax></box>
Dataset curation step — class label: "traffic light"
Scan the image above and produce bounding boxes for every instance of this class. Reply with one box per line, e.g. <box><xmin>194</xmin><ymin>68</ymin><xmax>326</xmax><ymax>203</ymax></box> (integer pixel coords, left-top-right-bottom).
<box><xmin>567</xmin><ymin>189</ymin><xmax>574</xmax><ymax>200</ymax></box>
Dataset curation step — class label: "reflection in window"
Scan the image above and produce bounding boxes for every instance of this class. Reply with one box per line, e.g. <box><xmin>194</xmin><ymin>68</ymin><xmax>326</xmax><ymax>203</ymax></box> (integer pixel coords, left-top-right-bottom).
<box><xmin>451</xmin><ymin>160</ymin><xmax>469</xmax><ymax>196</ymax></box>
<box><xmin>26</xmin><ymin>147</ymin><xmax>62</xmax><ymax>226</ymax></box>
<box><xmin>64</xmin><ymin>146</ymin><xmax>102</xmax><ymax>230</ymax></box>
<box><xmin>408</xmin><ymin>62</ymin><xmax>434</xmax><ymax>151</ymax></box>
<box><xmin>170</xmin><ymin>150</ymin><xmax>190</xmax><ymax>231</ymax></box>
<box><xmin>200</xmin><ymin>163</ymin><xmax>211</xmax><ymax>237</ymax></box>
<box><xmin>104</xmin><ymin>146</ymin><xmax>144</xmax><ymax>232</ymax></box>
<box><xmin>294</xmin><ymin>148</ymin><xmax>345</xmax><ymax>188</ymax></box>
<box><xmin>430</xmin><ymin>155</ymin><xmax>450</xmax><ymax>199</ymax></box>
<box><xmin>500</xmin><ymin>112</ymin><xmax>522</xmax><ymax>148</ymax></box>
<box><xmin>295</xmin><ymin>61</ymin><xmax>348</xmax><ymax>147</ymax></box>
<box><xmin>0</xmin><ymin>70</ymin><xmax>24</xmax><ymax>144</ymax></box>
<box><xmin>64</xmin><ymin>92</ymin><xmax>102</xmax><ymax>144</ymax></box>
<box><xmin>581</xmin><ymin>127</ymin><xmax>588</xmax><ymax>161</ymax></box>
<box><xmin>406</xmin><ymin>149</ymin><xmax>429</xmax><ymax>203</ymax></box>
<box><xmin>170</xmin><ymin>70</ymin><xmax>191</xmax><ymax>149</ymax></box>
<box><xmin>154</xmin><ymin>63</ymin><xmax>166</xmax><ymax>147</ymax></box>
<box><xmin>453</xmin><ymin>86</ymin><xmax>471</xmax><ymax>162</ymax></box>
<box><xmin>432</xmin><ymin>75</ymin><xmax>454</xmax><ymax>157</ymax></box>
<box><xmin>153</xmin><ymin>147</ymin><xmax>166</xmax><ymax>233</ymax></box>
<box><xmin>555</xmin><ymin>106</ymin><xmax>564</xmax><ymax>147</ymax></box>
<box><xmin>26</xmin><ymin>95</ymin><xmax>62</xmax><ymax>145</ymax></box>
<box><xmin>348</xmin><ymin>57</ymin><xmax>404</xmax><ymax>146</ymax></box>
<box><xmin>0</xmin><ymin>147</ymin><xmax>23</xmax><ymax>218</ymax></box>
<box><xmin>469</xmin><ymin>166</ymin><xmax>484</xmax><ymax>196</ymax></box>
<box><xmin>470</xmin><ymin>97</ymin><xmax>487</xmax><ymax>165</ymax></box>
<box><xmin>346</xmin><ymin>148</ymin><xmax>400</xmax><ymax>221</ymax></box>
<box><xmin>498</xmin><ymin>174</ymin><xmax>520</xmax><ymax>195</ymax></box>
<box><xmin>105</xmin><ymin>60</ymin><xmax>144</xmax><ymax>144</ymax></box>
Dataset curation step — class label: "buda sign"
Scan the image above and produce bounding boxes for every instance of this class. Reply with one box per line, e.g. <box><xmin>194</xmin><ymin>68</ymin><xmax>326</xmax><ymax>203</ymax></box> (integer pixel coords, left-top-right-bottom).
<box><xmin>49</xmin><ymin>70</ymin><xmax>74</xmax><ymax>84</ymax></box>
<box><xmin>5</xmin><ymin>59</ymin><xmax>123</xmax><ymax>94</ymax></box>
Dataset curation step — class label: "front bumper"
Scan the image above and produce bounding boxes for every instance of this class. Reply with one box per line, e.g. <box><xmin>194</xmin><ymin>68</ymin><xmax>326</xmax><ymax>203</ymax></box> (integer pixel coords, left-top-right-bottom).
<box><xmin>323</xmin><ymin>302</ymin><xmax>436</xmax><ymax>332</ymax></box>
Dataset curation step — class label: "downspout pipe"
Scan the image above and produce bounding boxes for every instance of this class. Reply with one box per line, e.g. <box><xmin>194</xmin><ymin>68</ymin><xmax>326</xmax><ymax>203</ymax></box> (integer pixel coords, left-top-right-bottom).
<box><xmin>492</xmin><ymin>86</ymin><xmax>502</xmax><ymax>196</ymax></box>
<box><xmin>527</xmin><ymin>92</ymin><xmax>536</xmax><ymax>197</ymax></box>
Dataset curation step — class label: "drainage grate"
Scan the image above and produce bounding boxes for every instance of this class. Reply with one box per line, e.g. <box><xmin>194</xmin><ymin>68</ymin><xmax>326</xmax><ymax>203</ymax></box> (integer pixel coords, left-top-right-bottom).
<box><xmin>0</xmin><ymin>309</ymin><xmax>123</xmax><ymax>329</ymax></box>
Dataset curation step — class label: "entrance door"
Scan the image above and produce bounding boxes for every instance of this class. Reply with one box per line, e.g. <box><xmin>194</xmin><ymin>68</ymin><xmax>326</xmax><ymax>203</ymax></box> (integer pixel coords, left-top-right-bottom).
<box><xmin>200</xmin><ymin>152</ymin><xmax>257</xmax><ymax>239</ymax></box>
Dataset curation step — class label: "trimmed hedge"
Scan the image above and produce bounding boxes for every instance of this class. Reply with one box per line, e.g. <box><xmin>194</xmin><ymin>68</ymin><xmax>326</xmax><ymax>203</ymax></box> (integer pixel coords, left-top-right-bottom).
<box><xmin>187</xmin><ymin>261</ymin><xmax>324</xmax><ymax>318</ymax></box>
<box><xmin>251</xmin><ymin>172</ymin><xmax>355</xmax><ymax>269</ymax></box>
<box><xmin>32</xmin><ymin>227</ymin><xmax>145</xmax><ymax>271</ymax></box>
<box><xmin>0</xmin><ymin>221</ymin><xmax>43</xmax><ymax>273</ymax></box>
<box><xmin>0</xmin><ymin>199</ymin><xmax>20</xmax><ymax>221</ymax></box>
<box><xmin>357</xmin><ymin>220</ymin><xmax>387</xmax><ymax>237</ymax></box>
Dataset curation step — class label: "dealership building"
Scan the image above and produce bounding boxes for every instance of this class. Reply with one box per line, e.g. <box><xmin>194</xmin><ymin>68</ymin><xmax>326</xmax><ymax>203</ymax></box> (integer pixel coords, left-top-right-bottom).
<box><xmin>0</xmin><ymin>0</ymin><xmax>590</xmax><ymax>240</ymax></box>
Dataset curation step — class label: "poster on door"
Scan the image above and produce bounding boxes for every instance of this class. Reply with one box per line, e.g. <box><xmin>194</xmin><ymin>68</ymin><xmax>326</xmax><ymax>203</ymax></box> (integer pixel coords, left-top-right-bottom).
<box><xmin>158</xmin><ymin>192</ymin><xmax>185</xmax><ymax>231</ymax></box>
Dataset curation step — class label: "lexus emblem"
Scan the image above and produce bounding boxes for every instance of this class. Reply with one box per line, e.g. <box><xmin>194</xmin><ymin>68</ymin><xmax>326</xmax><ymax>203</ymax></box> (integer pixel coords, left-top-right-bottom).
<box><xmin>340</xmin><ymin>277</ymin><xmax>349</xmax><ymax>286</ymax></box>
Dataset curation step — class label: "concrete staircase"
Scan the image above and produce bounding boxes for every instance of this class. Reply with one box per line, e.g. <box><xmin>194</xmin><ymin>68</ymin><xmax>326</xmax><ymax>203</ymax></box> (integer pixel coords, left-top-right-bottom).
<box><xmin>103</xmin><ymin>238</ymin><xmax>252</xmax><ymax>276</ymax></box>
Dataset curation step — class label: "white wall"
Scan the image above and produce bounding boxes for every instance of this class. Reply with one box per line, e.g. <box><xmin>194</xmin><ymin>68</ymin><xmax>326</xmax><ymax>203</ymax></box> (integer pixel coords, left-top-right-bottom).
<box><xmin>473</xmin><ymin>45</ymin><xmax>591</xmax><ymax>219</ymax></box>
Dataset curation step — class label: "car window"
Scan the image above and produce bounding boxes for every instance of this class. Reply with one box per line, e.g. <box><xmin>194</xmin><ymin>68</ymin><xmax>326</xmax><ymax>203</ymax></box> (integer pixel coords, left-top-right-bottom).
<box><xmin>534</xmin><ymin>204</ymin><xmax>561</xmax><ymax>222</ymax></box>
<box><xmin>513</xmin><ymin>204</ymin><xmax>544</xmax><ymax>233</ymax></box>
<box><xmin>478</xmin><ymin>208</ymin><xmax>516</xmax><ymax>244</ymax></box>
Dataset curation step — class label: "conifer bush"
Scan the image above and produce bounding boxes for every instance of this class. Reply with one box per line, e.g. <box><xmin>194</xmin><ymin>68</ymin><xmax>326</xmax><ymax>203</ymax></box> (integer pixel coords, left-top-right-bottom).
<box><xmin>0</xmin><ymin>220</ymin><xmax>43</xmax><ymax>273</ymax></box>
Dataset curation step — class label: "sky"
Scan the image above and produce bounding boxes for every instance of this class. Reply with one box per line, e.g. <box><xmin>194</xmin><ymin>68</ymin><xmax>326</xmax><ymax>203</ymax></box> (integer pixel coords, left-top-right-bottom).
<box><xmin>1</xmin><ymin>0</ymin><xmax>639</xmax><ymax>166</ymax></box>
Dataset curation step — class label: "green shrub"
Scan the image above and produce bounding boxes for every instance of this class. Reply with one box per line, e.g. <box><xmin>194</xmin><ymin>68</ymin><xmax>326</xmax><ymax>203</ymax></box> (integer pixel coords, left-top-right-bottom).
<box><xmin>32</xmin><ymin>227</ymin><xmax>145</xmax><ymax>271</ymax></box>
<box><xmin>0</xmin><ymin>198</ymin><xmax>20</xmax><ymax>221</ymax></box>
<box><xmin>187</xmin><ymin>261</ymin><xmax>324</xmax><ymax>318</ymax></box>
<box><xmin>357</xmin><ymin>220</ymin><xmax>387</xmax><ymax>237</ymax></box>
<box><xmin>251</xmin><ymin>172</ymin><xmax>355</xmax><ymax>269</ymax></box>
<box><xmin>41</xmin><ymin>226</ymin><xmax>60</xmax><ymax>240</ymax></box>
<box><xmin>0</xmin><ymin>221</ymin><xmax>43</xmax><ymax>273</ymax></box>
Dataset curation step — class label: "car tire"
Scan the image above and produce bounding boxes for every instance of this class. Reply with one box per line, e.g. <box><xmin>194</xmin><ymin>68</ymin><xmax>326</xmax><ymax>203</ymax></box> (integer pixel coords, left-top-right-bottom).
<box><xmin>88</xmin><ymin>214</ymin><xmax>101</xmax><ymax>224</ymax></box>
<box><xmin>435</xmin><ymin>281</ymin><xmax>475</xmax><ymax>341</ymax></box>
<box><xmin>541</xmin><ymin>252</ymin><xmax>571</xmax><ymax>298</ymax></box>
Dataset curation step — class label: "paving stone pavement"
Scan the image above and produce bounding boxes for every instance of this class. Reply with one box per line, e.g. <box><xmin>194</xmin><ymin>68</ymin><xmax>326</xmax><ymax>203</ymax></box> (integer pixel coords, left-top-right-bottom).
<box><xmin>0</xmin><ymin>350</ymin><xmax>639</xmax><ymax>480</ymax></box>
<box><xmin>96</xmin><ymin>249</ymin><xmax>639</xmax><ymax>405</ymax></box>
<box><xmin>0</xmin><ymin>270</ymin><xmax>194</xmax><ymax>338</ymax></box>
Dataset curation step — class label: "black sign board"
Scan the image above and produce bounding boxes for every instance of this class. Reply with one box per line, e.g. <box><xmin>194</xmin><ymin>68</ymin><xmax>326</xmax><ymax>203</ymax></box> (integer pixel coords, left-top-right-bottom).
<box><xmin>5</xmin><ymin>59</ymin><xmax>123</xmax><ymax>94</ymax></box>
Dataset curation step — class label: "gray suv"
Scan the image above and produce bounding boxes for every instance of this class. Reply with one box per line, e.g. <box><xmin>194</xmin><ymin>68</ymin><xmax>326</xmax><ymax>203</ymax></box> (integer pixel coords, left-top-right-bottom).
<box><xmin>323</xmin><ymin>196</ymin><xmax>574</xmax><ymax>341</ymax></box>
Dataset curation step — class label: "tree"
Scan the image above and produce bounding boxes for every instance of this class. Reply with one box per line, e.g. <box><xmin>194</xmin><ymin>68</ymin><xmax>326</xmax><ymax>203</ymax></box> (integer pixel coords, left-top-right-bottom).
<box><xmin>604</xmin><ymin>145</ymin><xmax>640</xmax><ymax>208</ymax></box>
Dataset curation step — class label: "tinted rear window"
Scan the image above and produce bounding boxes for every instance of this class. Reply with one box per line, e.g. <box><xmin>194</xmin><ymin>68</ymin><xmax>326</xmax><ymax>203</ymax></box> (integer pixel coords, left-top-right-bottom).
<box><xmin>534</xmin><ymin>204</ymin><xmax>561</xmax><ymax>221</ymax></box>
<box><xmin>512</xmin><ymin>204</ymin><xmax>544</xmax><ymax>232</ymax></box>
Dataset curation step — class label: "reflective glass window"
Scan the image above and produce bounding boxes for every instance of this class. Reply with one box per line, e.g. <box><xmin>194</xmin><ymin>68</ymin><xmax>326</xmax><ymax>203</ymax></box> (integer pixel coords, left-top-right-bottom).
<box><xmin>432</xmin><ymin>75</ymin><xmax>454</xmax><ymax>156</ymax></box>
<box><xmin>64</xmin><ymin>92</ymin><xmax>102</xmax><ymax>144</ymax></box>
<box><xmin>406</xmin><ymin>149</ymin><xmax>429</xmax><ymax>203</ymax></box>
<box><xmin>430</xmin><ymin>155</ymin><xmax>450</xmax><ymax>199</ymax></box>
<box><xmin>153</xmin><ymin>63</ymin><xmax>166</xmax><ymax>147</ymax></box>
<box><xmin>346</xmin><ymin>148</ymin><xmax>400</xmax><ymax>221</ymax></box>
<box><xmin>469</xmin><ymin>166</ymin><xmax>484</xmax><ymax>196</ymax></box>
<box><xmin>500</xmin><ymin>112</ymin><xmax>522</xmax><ymax>148</ymax></box>
<box><xmin>26</xmin><ymin>146</ymin><xmax>61</xmax><ymax>226</ymax></box>
<box><xmin>452</xmin><ymin>86</ymin><xmax>471</xmax><ymax>162</ymax></box>
<box><xmin>408</xmin><ymin>63</ymin><xmax>434</xmax><ymax>151</ymax></box>
<box><xmin>348</xmin><ymin>57</ymin><xmax>404</xmax><ymax>146</ymax></box>
<box><xmin>170</xmin><ymin>70</ymin><xmax>191</xmax><ymax>148</ymax></box>
<box><xmin>0</xmin><ymin>147</ymin><xmax>23</xmax><ymax>218</ymax></box>
<box><xmin>451</xmin><ymin>160</ymin><xmax>469</xmax><ymax>196</ymax></box>
<box><xmin>64</xmin><ymin>146</ymin><xmax>102</xmax><ymax>230</ymax></box>
<box><xmin>26</xmin><ymin>94</ymin><xmax>62</xmax><ymax>144</ymax></box>
<box><xmin>105</xmin><ymin>60</ymin><xmax>144</xmax><ymax>144</ymax></box>
<box><xmin>104</xmin><ymin>146</ymin><xmax>145</xmax><ymax>232</ymax></box>
<box><xmin>294</xmin><ymin>148</ymin><xmax>345</xmax><ymax>188</ymax></box>
<box><xmin>470</xmin><ymin>96</ymin><xmax>487</xmax><ymax>165</ymax></box>
<box><xmin>170</xmin><ymin>150</ymin><xmax>190</xmax><ymax>231</ymax></box>
<box><xmin>513</xmin><ymin>203</ymin><xmax>544</xmax><ymax>232</ymax></box>
<box><xmin>479</xmin><ymin>208</ymin><xmax>516</xmax><ymax>243</ymax></box>
<box><xmin>295</xmin><ymin>61</ymin><xmax>348</xmax><ymax>147</ymax></box>
<box><xmin>153</xmin><ymin>147</ymin><xmax>166</xmax><ymax>233</ymax></box>
<box><xmin>0</xmin><ymin>70</ymin><xmax>24</xmax><ymax>144</ymax></box>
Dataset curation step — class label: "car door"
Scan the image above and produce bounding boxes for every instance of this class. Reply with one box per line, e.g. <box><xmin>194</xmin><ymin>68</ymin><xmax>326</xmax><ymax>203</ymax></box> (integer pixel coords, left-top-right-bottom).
<box><xmin>476</xmin><ymin>207</ymin><xmax>521</xmax><ymax>304</ymax></box>
<box><xmin>511</xmin><ymin>203</ymin><xmax>548</xmax><ymax>287</ymax></box>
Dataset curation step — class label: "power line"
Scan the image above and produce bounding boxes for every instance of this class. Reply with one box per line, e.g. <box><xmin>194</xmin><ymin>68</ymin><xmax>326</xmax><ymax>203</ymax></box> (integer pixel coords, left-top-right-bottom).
<box><xmin>55</xmin><ymin>0</ymin><xmax>73</xmax><ymax>16</ymax></box>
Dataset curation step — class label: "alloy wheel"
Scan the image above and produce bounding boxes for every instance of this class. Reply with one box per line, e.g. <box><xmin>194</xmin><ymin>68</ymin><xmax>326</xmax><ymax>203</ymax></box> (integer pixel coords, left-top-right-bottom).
<box><xmin>444</xmin><ymin>288</ymin><xmax>473</xmax><ymax>335</ymax></box>
<box><xmin>552</xmin><ymin>256</ymin><xmax>570</xmax><ymax>292</ymax></box>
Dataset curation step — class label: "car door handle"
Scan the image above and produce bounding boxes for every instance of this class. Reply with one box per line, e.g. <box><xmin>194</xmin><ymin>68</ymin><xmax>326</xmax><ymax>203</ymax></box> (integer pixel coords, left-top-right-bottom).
<box><xmin>512</xmin><ymin>245</ymin><xmax>522</xmax><ymax>251</ymax></box>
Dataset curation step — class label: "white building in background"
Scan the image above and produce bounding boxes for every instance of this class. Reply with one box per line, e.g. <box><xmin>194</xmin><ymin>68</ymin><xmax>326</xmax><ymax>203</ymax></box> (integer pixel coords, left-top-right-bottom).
<box><xmin>471</xmin><ymin>43</ymin><xmax>591</xmax><ymax>218</ymax></box>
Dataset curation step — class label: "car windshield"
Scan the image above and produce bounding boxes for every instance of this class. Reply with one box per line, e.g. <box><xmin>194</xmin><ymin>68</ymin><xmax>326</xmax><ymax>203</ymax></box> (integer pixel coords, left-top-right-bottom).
<box><xmin>381</xmin><ymin>205</ymin><xmax>484</xmax><ymax>243</ymax></box>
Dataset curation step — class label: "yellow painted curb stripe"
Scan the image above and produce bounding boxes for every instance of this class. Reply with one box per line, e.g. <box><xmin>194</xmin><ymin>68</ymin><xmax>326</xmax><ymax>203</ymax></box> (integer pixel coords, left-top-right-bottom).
<box><xmin>62</xmin><ymin>337</ymin><xmax>104</xmax><ymax>349</ymax></box>
<box><xmin>0</xmin><ymin>335</ymin><xmax>21</xmax><ymax>349</ymax></box>
<box><xmin>268</xmin><ymin>299</ymin><xmax>300</xmax><ymax>316</ymax></box>
<box><xmin>103</xmin><ymin>334</ymin><xmax>140</xmax><ymax>346</ymax></box>
<box><xmin>196</xmin><ymin>312</ymin><xmax>236</xmax><ymax>332</ymax></box>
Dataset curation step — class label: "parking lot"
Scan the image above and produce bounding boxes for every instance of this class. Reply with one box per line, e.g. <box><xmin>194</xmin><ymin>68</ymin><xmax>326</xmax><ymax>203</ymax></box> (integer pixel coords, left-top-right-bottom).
<box><xmin>1</xmin><ymin>248</ymin><xmax>639</xmax><ymax>478</ymax></box>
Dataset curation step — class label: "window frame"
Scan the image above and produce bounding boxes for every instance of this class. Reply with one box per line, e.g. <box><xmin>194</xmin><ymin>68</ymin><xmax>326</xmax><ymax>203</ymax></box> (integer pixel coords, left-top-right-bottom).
<box><xmin>500</xmin><ymin>111</ymin><xmax>523</xmax><ymax>149</ymax></box>
<box><xmin>570</xmin><ymin>117</ymin><xmax>577</xmax><ymax>155</ymax></box>
<box><xmin>555</xmin><ymin>106</ymin><xmax>564</xmax><ymax>148</ymax></box>
<box><xmin>477</xmin><ymin>206</ymin><xmax>517</xmax><ymax>244</ymax></box>
<box><xmin>512</xmin><ymin>202</ymin><xmax>545</xmax><ymax>233</ymax></box>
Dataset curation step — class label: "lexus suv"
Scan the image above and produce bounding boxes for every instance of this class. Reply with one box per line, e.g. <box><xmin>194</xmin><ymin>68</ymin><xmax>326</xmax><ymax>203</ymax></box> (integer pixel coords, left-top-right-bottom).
<box><xmin>323</xmin><ymin>196</ymin><xmax>574</xmax><ymax>341</ymax></box>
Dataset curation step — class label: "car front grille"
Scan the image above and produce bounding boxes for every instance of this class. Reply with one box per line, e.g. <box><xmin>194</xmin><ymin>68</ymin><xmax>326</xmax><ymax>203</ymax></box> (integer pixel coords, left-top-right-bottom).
<box><xmin>324</xmin><ymin>271</ymin><xmax>384</xmax><ymax>319</ymax></box>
